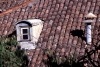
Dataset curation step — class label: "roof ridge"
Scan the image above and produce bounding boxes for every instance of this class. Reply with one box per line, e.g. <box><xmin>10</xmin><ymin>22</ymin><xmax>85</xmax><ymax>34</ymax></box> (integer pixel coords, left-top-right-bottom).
<box><xmin>0</xmin><ymin>0</ymin><xmax>33</xmax><ymax>16</ymax></box>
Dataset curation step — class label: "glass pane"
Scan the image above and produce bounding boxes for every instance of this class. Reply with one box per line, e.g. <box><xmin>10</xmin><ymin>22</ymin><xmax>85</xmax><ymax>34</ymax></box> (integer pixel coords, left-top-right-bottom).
<box><xmin>23</xmin><ymin>29</ymin><xmax>28</xmax><ymax>34</ymax></box>
<box><xmin>23</xmin><ymin>35</ymin><xmax>28</xmax><ymax>39</ymax></box>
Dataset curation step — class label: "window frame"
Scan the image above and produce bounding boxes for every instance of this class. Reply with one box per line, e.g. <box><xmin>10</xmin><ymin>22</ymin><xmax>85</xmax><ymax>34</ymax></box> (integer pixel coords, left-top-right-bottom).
<box><xmin>20</xmin><ymin>26</ymin><xmax>30</xmax><ymax>41</ymax></box>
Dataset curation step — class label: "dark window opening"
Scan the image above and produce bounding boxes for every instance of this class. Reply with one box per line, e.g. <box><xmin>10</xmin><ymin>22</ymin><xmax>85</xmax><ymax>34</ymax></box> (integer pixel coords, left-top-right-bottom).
<box><xmin>23</xmin><ymin>29</ymin><xmax>28</xmax><ymax>34</ymax></box>
<box><xmin>23</xmin><ymin>35</ymin><xmax>28</xmax><ymax>39</ymax></box>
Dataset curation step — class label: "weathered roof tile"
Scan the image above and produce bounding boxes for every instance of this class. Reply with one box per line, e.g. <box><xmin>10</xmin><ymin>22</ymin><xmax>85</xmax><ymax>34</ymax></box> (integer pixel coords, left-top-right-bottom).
<box><xmin>0</xmin><ymin>0</ymin><xmax>100</xmax><ymax>67</ymax></box>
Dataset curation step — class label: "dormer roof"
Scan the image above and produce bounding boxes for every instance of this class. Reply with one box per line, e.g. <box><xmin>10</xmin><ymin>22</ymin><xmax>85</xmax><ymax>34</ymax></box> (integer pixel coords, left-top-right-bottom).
<box><xmin>16</xmin><ymin>19</ymin><xmax>43</xmax><ymax>27</ymax></box>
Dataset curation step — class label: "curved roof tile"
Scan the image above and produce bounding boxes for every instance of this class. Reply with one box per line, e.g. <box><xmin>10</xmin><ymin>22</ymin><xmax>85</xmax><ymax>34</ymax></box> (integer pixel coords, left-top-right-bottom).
<box><xmin>0</xmin><ymin>0</ymin><xmax>100</xmax><ymax>67</ymax></box>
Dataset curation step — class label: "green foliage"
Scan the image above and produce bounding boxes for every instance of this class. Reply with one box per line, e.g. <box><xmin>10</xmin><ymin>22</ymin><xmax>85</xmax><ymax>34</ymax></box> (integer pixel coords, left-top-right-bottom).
<box><xmin>0</xmin><ymin>36</ymin><xmax>29</xmax><ymax>67</ymax></box>
<box><xmin>64</xmin><ymin>54</ymin><xmax>77</xmax><ymax>67</ymax></box>
<box><xmin>43</xmin><ymin>50</ymin><xmax>82</xmax><ymax>67</ymax></box>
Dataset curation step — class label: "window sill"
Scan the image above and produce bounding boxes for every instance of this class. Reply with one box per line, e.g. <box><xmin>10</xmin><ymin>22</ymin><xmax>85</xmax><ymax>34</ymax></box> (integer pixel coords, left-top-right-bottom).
<box><xmin>18</xmin><ymin>39</ymin><xmax>31</xmax><ymax>42</ymax></box>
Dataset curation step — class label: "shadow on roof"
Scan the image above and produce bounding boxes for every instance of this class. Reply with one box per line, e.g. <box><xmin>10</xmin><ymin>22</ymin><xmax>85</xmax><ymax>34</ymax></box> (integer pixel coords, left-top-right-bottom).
<box><xmin>8</xmin><ymin>30</ymin><xmax>16</xmax><ymax>37</ymax></box>
<box><xmin>70</xmin><ymin>29</ymin><xmax>86</xmax><ymax>41</ymax></box>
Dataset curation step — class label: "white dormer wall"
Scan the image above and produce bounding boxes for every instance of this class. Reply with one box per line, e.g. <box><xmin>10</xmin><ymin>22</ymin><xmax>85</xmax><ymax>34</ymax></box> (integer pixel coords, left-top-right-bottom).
<box><xmin>16</xmin><ymin>19</ymin><xmax>43</xmax><ymax>49</ymax></box>
<box><xmin>31</xmin><ymin>22</ymin><xmax>43</xmax><ymax>43</ymax></box>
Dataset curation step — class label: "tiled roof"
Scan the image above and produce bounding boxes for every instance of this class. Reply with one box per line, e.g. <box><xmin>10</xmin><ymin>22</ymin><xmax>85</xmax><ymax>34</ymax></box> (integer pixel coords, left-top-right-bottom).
<box><xmin>0</xmin><ymin>0</ymin><xmax>100</xmax><ymax>67</ymax></box>
<box><xmin>0</xmin><ymin>0</ymin><xmax>29</xmax><ymax>13</ymax></box>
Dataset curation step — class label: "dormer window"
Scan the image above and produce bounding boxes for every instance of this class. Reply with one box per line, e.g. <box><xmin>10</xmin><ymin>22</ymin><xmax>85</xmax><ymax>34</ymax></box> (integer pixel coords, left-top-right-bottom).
<box><xmin>21</xmin><ymin>27</ymin><xmax>30</xmax><ymax>40</ymax></box>
<box><xmin>15</xmin><ymin>19</ymin><xmax>43</xmax><ymax>49</ymax></box>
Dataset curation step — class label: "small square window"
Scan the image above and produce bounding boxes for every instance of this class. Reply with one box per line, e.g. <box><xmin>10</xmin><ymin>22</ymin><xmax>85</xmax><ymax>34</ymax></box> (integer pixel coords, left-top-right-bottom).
<box><xmin>21</xmin><ymin>27</ymin><xmax>30</xmax><ymax>41</ymax></box>
<box><xmin>23</xmin><ymin>29</ymin><xmax>28</xmax><ymax>34</ymax></box>
<box><xmin>23</xmin><ymin>35</ymin><xmax>28</xmax><ymax>39</ymax></box>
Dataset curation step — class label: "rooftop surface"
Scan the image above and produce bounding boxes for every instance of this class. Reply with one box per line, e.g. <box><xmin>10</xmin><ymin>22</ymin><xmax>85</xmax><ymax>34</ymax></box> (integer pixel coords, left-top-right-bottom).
<box><xmin>0</xmin><ymin>0</ymin><xmax>100</xmax><ymax>67</ymax></box>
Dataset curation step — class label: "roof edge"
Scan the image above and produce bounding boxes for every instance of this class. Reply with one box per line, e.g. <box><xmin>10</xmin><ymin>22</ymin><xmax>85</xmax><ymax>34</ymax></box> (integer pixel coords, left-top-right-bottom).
<box><xmin>0</xmin><ymin>0</ymin><xmax>33</xmax><ymax>16</ymax></box>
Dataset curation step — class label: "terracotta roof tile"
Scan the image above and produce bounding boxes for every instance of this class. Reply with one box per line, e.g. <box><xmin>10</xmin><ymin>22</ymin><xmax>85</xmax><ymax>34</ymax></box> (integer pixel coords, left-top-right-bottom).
<box><xmin>1</xmin><ymin>0</ymin><xmax>100</xmax><ymax>67</ymax></box>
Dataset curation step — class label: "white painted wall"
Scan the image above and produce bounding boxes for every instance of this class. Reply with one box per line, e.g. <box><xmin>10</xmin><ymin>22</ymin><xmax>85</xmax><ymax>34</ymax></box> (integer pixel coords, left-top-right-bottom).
<box><xmin>20</xmin><ymin>42</ymin><xmax>36</xmax><ymax>49</ymax></box>
<box><xmin>31</xmin><ymin>23</ymin><xmax>43</xmax><ymax>43</ymax></box>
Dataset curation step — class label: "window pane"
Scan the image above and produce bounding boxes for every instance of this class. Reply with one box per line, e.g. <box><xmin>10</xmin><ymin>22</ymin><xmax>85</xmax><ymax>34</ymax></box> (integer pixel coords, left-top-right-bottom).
<box><xmin>23</xmin><ymin>29</ymin><xmax>28</xmax><ymax>34</ymax></box>
<box><xmin>23</xmin><ymin>35</ymin><xmax>28</xmax><ymax>39</ymax></box>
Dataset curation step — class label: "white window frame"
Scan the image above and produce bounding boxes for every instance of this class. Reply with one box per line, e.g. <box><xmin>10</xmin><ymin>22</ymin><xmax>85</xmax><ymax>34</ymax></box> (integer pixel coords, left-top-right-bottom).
<box><xmin>20</xmin><ymin>27</ymin><xmax>30</xmax><ymax>41</ymax></box>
